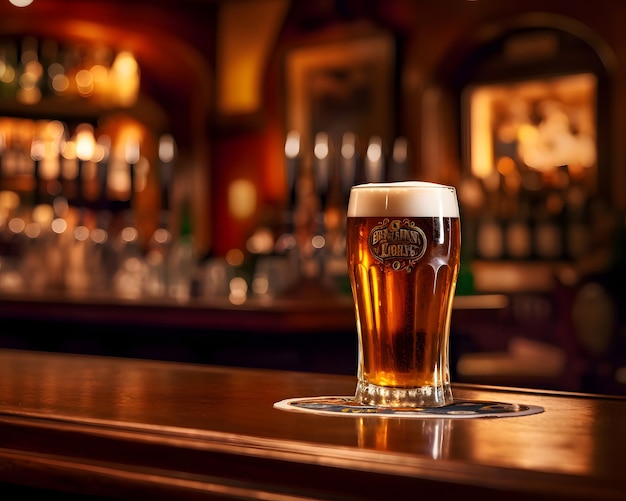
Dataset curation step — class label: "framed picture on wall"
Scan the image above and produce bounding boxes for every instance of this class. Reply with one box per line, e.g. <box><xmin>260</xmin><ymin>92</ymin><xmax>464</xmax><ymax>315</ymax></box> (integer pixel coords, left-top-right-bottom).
<box><xmin>284</xmin><ymin>31</ymin><xmax>396</xmax><ymax>160</ymax></box>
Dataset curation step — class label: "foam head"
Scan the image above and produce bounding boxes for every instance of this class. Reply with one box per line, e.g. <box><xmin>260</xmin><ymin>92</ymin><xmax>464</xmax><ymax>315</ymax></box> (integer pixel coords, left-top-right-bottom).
<box><xmin>347</xmin><ymin>181</ymin><xmax>459</xmax><ymax>218</ymax></box>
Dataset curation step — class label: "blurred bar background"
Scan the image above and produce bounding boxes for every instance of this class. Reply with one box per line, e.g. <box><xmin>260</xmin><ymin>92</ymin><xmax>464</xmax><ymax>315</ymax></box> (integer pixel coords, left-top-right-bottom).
<box><xmin>0</xmin><ymin>0</ymin><xmax>625</xmax><ymax>395</ymax></box>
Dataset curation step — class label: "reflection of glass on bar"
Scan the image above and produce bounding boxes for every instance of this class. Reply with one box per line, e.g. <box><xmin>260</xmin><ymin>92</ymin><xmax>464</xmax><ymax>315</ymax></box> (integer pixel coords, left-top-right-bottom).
<box><xmin>357</xmin><ymin>417</ymin><xmax>450</xmax><ymax>459</ymax></box>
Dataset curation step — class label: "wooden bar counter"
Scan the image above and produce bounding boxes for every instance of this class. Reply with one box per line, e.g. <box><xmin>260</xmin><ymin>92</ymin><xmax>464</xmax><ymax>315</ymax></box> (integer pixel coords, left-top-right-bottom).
<box><xmin>0</xmin><ymin>291</ymin><xmax>511</xmax><ymax>377</ymax></box>
<box><xmin>1</xmin><ymin>349</ymin><xmax>624</xmax><ymax>500</ymax></box>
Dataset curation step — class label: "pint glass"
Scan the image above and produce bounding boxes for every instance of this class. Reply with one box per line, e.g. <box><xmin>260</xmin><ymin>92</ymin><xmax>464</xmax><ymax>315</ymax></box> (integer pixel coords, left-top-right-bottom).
<box><xmin>346</xmin><ymin>181</ymin><xmax>461</xmax><ymax>407</ymax></box>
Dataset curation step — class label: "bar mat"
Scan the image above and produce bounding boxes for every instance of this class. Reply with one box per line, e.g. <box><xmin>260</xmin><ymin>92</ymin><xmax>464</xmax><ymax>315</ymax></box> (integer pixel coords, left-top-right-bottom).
<box><xmin>274</xmin><ymin>396</ymin><xmax>544</xmax><ymax>419</ymax></box>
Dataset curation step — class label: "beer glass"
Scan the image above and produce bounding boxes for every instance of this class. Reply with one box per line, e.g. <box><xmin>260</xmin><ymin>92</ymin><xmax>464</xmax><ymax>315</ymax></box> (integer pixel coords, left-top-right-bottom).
<box><xmin>346</xmin><ymin>181</ymin><xmax>461</xmax><ymax>407</ymax></box>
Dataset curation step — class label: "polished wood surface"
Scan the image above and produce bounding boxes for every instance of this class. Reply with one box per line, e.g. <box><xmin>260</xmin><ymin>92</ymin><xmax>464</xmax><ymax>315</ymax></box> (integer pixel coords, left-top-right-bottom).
<box><xmin>1</xmin><ymin>349</ymin><xmax>624</xmax><ymax>500</ymax></box>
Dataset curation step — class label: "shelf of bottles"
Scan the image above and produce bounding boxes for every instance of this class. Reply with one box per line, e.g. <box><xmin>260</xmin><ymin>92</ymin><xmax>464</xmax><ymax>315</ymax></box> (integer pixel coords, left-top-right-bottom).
<box><xmin>454</xmin><ymin>71</ymin><xmax>621</xmax><ymax>294</ymax></box>
<box><xmin>460</xmin><ymin>163</ymin><xmax>595</xmax><ymax>263</ymax></box>
<box><xmin>0</xmin><ymin>35</ymin><xmax>139</xmax><ymax>107</ymax></box>
<box><xmin>0</xmin><ymin>120</ymin><xmax>186</xmax><ymax>300</ymax></box>
<box><xmin>0</xmin><ymin>35</ymin><xmax>192</xmax><ymax>301</ymax></box>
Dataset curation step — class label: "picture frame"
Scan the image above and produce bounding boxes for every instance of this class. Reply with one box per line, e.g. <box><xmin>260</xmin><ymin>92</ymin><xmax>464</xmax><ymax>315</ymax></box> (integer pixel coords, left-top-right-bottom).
<box><xmin>284</xmin><ymin>31</ymin><xmax>396</xmax><ymax>157</ymax></box>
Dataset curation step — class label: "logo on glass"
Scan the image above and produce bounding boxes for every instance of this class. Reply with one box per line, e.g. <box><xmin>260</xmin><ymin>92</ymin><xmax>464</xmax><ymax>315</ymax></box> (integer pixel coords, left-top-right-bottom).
<box><xmin>368</xmin><ymin>218</ymin><xmax>427</xmax><ymax>272</ymax></box>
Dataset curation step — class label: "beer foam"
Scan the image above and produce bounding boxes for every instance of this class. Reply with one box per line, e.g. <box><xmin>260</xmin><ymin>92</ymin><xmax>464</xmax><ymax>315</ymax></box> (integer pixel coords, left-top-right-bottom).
<box><xmin>348</xmin><ymin>181</ymin><xmax>459</xmax><ymax>217</ymax></box>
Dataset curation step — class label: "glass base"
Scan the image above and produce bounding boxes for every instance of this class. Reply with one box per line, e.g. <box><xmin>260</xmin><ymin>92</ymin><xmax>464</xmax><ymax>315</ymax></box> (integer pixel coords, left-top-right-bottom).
<box><xmin>355</xmin><ymin>380</ymin><xmax>453</xmax><ymax>408</ymax></box>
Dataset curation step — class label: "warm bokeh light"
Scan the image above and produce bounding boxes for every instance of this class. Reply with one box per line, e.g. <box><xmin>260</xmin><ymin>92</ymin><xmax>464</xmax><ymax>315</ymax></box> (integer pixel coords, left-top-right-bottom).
<box><xmin>364</xmin><ymin>135</ymin><xmax>383</xmax><ymax>182</ymax></box>
<box><xmin>121</xmin><ymin>225</ymin><xmax>139</xmax><ymax>244</ymax></box>
<box><xmin>284</xmin><ymin>130</ymin><xmax>301</xmax><ymax>158</ymax></box>
<box><xmin>341</xmin><ymin>132</ymin><xmax>356</xmax><ymax>160</ymax></box>
<box><xmin>75</xmin><ymin>124</ymin><xmax>96</xmax><ymax>161</ymax></box>
<box><xmin>133</xmin><ymin>157</ymin><xmax>150</xmax><ymax>192</ymax></box>
<box><xmin>392</xmin><ymin>136</ymin><xmax>408</xmax><ymax>165</ymax></box>
<box><xmin>0</xmin><ymin>191</ymin><xmax>21</xmax><ymax>219</ymax></box>
<box><xmin>110</xmin><ymin>51</ymin><xmax>140</xmax><ymax>107</ymax></box>
<box><xmin>340</xmin><ymin>132</ymin><xmax>358</xmax><ymax>193</ymax></box>
<box><xmin>30</xmin><ymin>139</ymin><xmax>45</xmax><ymax>161</ymax></box>
<box><xmin>96</xmin><ymin>135</ymin><xmax>111</xmax><ymax>162</ymax></box>
<box><xmin>158</xmin><ymin>134</ymin><xmax>176</xmax><ymax>163</ymax></box>
<box><xmin>313</xmin><ymin>131</ymin><xmax>329</xmax><ymax>160</ymax></box>
<box><xmin>75</xmin><ymin>69</ymin><xmax>94</xmax><ymax>96</ymax></box>
<box><xmin>107</xmin><ymin>156</ymin><xmax>132</xmax><ymax>196</ymax></box>
<box><xmin>51</xmin><ymin>71</ymin><xmax>70</xmax><ymax>93</ymax></box>
<box><xmin>311</xmin><ymin>234</ymin><xmax>325</xmax><ymax>250</ymax></box>
<box><xmin>229</xmin><ymin>276</ymin><xmax>248</xmax><ymax>305</ymax></box>
<box><xmin>0</xmin><ymin>64</ymin><xmax>16</xmax><ymax>84</ymax></box>
<box><xmin>225</xmin><ymin>248</ymin><xmax>244</xmax><ymax>267</ymax></box>
<box><xmin>8</xmin><ymin>216</ymin><xmax>25</xmax><ymax>234</ymax></box>
<box><xmin>24</xmin><ymin>221</ymin><xmax>41</xmax><ymax>238</ymax></box>
<box><xmin>31</xmin><ymin>203</ymin><xmax>54</xmax><ymax>227</ymax></box>
<box><xmin>90</xmin><ymin>227</ymin><xmax>108</xmax><ymax>245</ymax></box>
<box><xmin>74</xmin><ymin>225</ymin><xmax>90</xmax><ymax>242</ymax></box>
<box><xmin>469</xmin><ymin>87</ymin><xmax>493</xmax><ymax>178</ymax></box>
<box><xmin>228</xmin><ymin>179</ymin><xmax>257</xmax><ymax>219</ymax></box>
<box><xmin>246</xmin><ymin>226</ymin><xmax>274</xmax><ymax>254</ymax></box>
<box><xmin>50</xmin><ymin>217</ymin><xmax>67</xmax><ymax>235</ymax></box>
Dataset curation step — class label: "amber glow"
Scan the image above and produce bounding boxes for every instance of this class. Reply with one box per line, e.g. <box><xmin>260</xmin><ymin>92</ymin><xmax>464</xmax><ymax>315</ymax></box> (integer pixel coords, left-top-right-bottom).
<box><xmin>225</xmin><ymin>248</ymin><xmax>244</xmax><ymax>267</ymax></box>
<box><xmin>357</xmin><ymin>418</ymin><xmax>450</xmax><ymax>460</ymax></box>
<box><xmin>107</xmin><ymin>124</ymin><xmax>143</xmax><ymax>199</ymax></box>
<box><xmin>158</xmin><ymin>134</ymin><xmax>176</xmax><ymax>163</ymax></box>
<box><xmin>467</xmin><ymin>410</ymin><xmax>594</xmax><ymax>474</ymax></box>
<box><xmin>469</xmin><ymin>88</ymin><xmax>493</xmax><ymax>178</ymax></box>
<box><xmin>364</xmin><ymin>135</ymin><xmax>383</xmax><ymax>182</ymax></box>
<box><xmin>468</xmin><ymin>73</ymin><xmax>596</xmax><ymax>178</ymax></box>
<box><xmin>110</xmin><ymin>51</ymin><xmax>140</xmax><ymax>107</ymax></box>
<box><xmin>216</xmin><ymin>0</ymin><xmax>289</xmax><ymax>115</ymax></box>
<box><xmin>228</xmin><ymin>179</ymin><xmax>257</xmax><ymax>219</ymax></box>
<box><xmin>284</xmin><ymin>130</ymin><xmax>301</xmax><ymax>159</ymax></box>
<box><xmin>75</xmin><ymin>124</ymin><xmax>96</xmax><ymax>161</ymax></box>
<box><xmin>0</xmin><ymin>35</ymin><xmax>139</xmax><ymax>107</ymax></box>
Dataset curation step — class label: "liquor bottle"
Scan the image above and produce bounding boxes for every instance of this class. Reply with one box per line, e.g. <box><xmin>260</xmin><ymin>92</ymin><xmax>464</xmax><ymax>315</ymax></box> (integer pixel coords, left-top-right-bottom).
<box><xmin>363</xmin><ymin>135</ymin><xmax>385</xmax><ymax>183</ymax></box>
<box><xmin>475</xmin><ymin>172</ymin><xmax>504</xmax><ymax>260</ymax></box>
<box><xmin>283</xmin><ymin>130</ymin><xmax>300</xmax><ymax>235</ymax></box>
<box><xmin>476</xmin><ymin>214</ymin><xmax>504</xmax><ymax>260</ymax></box>
<box><xmin>39</xmin><ymin>38</ymin><xmax>59</xmax><ymax>98</ymax></box>
<box><xmin>166</xmin><ymin>201</ymin><xmax>197</xmax><ymax>300</ymax></box>
<box><xmin>563</xmin><ymin>180</ymin><xmax>590</xmax><ymax>261</ymax></box>
<box><xmin>533</xmin><ymin>191</ymin><xmax>564</xmax><ymax>260</ymax></box>
<box><xmin>386</xmin><ymin>136</ymin><xmax>408</xmax><ymax>182</ymax></box>
<box><xmin>504</xmin><ymin>188</ymin><xmax>533</xmax><ymax>260</ymax></box>
<box><xmin>144</xmin><ymin>212</ymin><xmax>172</xmax><ymax>298</ymax></box>
<box><xmin>112</xmin><ymin>213</ymin><xmax>146</xmax><ymax>299</ymax></box>
<box><xmin>339</xmin><ymin>131</ymin><xmax>359</xmax><ymax>201</ymax></box>
<box><xmin>313</xmin><ymin>131</ymin><xmax>333</xmax><ymax>217</ymax></box>
<box><xmin>0</xmin><ymin>39</ymin><xmax>19</xmax><ymax>99</ymax></box>
<box><xmin>311</xmin><ymin>131</ymin><xmax>336</xmax><ymax>280</ymax></box>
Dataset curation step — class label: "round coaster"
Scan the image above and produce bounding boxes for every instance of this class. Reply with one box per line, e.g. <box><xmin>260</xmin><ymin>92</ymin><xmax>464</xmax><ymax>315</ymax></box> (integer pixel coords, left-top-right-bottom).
<box><xmin>274</xmin><ymin>396</ymin><xmax>544</xmax><ymax>419</ymax></box>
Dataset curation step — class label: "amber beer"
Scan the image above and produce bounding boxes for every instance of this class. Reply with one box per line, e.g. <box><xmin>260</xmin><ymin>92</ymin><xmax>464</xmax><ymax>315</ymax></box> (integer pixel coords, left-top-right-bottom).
<box><xmin>346</xmin><ymin>182</ymin><xmax>460</xmax><ymax>407</ymax></box>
